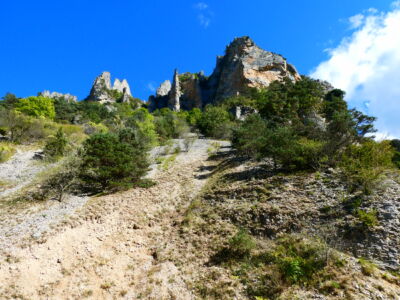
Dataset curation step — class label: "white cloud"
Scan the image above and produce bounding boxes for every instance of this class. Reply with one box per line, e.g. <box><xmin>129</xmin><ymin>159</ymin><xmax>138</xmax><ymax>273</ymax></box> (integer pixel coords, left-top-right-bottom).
<box><xmin>348</xmin><ymin>14</ymin><xmax>365</xmax><ymax>29</ymax></box>
<box><xmin>147</xmin><ymin>83</ymin><xmax>156</xmax><ymax>92</ymax></box>
<box><xmin>194</xmin><ymin>2</ymin><xmax>213</xmax><ymax>28</ymax></box>
<box><xmin>311</xmin><ymin>2</ymin><xmax>400</xmax><ymax>138</ymax></box>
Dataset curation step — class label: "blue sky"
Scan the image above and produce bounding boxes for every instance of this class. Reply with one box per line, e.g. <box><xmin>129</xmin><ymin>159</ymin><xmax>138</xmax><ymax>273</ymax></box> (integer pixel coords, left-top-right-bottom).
<box><xmin>0</xmin><ymin>0</ymin><xmax>399</xmax><ymax>136</ymax></box>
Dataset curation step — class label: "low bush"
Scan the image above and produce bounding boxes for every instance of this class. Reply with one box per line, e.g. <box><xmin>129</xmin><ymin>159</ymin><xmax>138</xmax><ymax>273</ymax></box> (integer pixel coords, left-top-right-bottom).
<box><xmin>43</xmin><ymin>128</ymin><xmax>68</xmax><ymax>160</ymax></box>
<box><xmin>356</xmin><ymin>209</ymin><xmax>379</xmax><ymax>228</ymax></box>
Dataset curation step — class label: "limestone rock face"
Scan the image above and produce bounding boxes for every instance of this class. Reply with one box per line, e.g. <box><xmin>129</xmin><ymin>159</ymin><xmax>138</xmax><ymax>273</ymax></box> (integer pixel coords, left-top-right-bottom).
<box><xmin>113</xmin><ymin>79</ymin><xmax>132</xmax><ymax>96</ymax></box>
<box><xmin>148</xmin><ymin>36</ymin><xmax>301</xmax><ymax>111</ymax></box>
<box><xmin>156</xmin><ymin>80</ymin><xmax>171</xmax><ymax>97</ymax></box>
<box><xmin>86</xmin><ymin>71</ymin><xmax>132</xmax><ymax>103</ymax></box>
<box><xmin>40</xmin><ymin>91</ymin><xmax>78</xmax><ymax>102</ymax></box>
<box><xmin>210</xmin><ymin>36</ymin><xmax>301</xmax><ymax>101</ymax></box>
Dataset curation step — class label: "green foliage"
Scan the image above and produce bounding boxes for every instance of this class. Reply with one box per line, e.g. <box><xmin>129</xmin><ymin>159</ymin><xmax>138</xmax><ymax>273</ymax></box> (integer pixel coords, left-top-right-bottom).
<box><xmin>186</xmin><ymin>108</ymin><xmax>203</xmax><ymax>127</ymax></box>
<box><xmin>251</xmin><ymin>77</ymin><xmax>324</xmax><ymax>124</ymax></box>
<box><xmin>0</xmin><ymin>110</ymin><xmax>54</xmax><ymax>143</ymax></box>
<box><xmin>126</xmin><ymin>108</ymin><xmax>158</xmax><ymax>149</ymax></box>
<box><xmin>15</xmin><ymin>96</ymin><xmax>56</xmax><ymax>119</ymax></box>
<box><xmin>80</xmin><ymin>132</ymin><xmax>149</xmax><ymax>191</ymax></box>
<box><xmin>84</xmin><ymin>122</ymin><xmax>109</xmax><ymax>135</ymax></box>
<box><xmin>358</xmin><ymin>258</ymin><xmax>376</xmax><ymax>276</ymax></box>
<box><xmin>153</xmin><ymin>108</ymin><xmax>189</xmax><ymax>142</ymax></box>
<box><xmin>53</xmin><ymin>97</ymin><xmax>78</xmax><ymax>123</ymax></box>
<box><xmin>0</xmin><ymin>142</ymin><xmax>16</xmax><ymax>163</ymax></box>
<box><xmin>198</xmin><ymin>105</ymin><xmax>232</xmax><ymax>139</ymax></box>
<box><xmin>106</xmin><ymin>89</ymin><xmax>123</xmax><ymax>101</ymax></box>
<box><xmin>271</xmin><ymin>235</ymin><xmax>328</xmax><ymax>284</ymax></box>
<box><xmin>77</xmin><ymin>101</ymin><xmax>114</xmax><ymax>124</ymax></box>
<box><xmin>390</xmin><ymin>139</ymin><xmax>400</xmax><ymax>168</ymax></box>
<box><xmin>227</xmin><ymin>229</ymin><xmax>256</xmax><ymax>258</ymax></box>
<box><xmin>233</xmin><ymin>115</ymin><xmax>326</xmax><ymax>170</ymax></box>
<box><xmin>357</xmin><ymin>209</ymin><xmax>379</xmax><ymax>227</ymax></box>
<box><xmin>340</xmin><ymin>140</ymin><xmax>394</xmax><ymax>194</ymax></box>
<box><xmin>0</xmin><ymin>93</ymin><xmax>19</xmax><ymax>109</ymax></box>
<box><xmin>232</xmin><ymin>114</ymin><xmax>268</xmax><ymax>159</ymax></box>
<box><xmin>43</xmin><ymin>128</ymin><xmax>68</xmax><ymax>160</ymax></box>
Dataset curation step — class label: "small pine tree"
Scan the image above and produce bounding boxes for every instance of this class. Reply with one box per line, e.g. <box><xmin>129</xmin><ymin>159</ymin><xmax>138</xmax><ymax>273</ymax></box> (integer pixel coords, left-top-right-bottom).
<box><xmin>43</xmin><ymin>128</ymin><xmax>68</xmax><ymax>160</ymax></box>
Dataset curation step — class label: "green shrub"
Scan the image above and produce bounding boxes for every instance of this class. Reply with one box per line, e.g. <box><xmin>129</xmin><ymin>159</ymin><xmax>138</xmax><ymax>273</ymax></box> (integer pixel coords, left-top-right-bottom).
<box><xmin>153</xmin><ymin>108</ymin><xmax>189</xmax><ymax>142</ymax></box>
<box><xmin>357</xmin><ymin>209</ymin><xmax>379</xmax><ymax>227</ymax></box>
<box><xmin>0</xmin><ymin>142</ymin><xmax>16</xmax><ymax>163</ymax></box>
<box><xmin>77</xmin><ymin>101</ymin><xmax>114</xmax><ymax>123</ymax></box>
<box><xmin>198</xmin><ymin>105</ymin><xmax>232</xmax><ymax>139</ymax></box>
<box><xmin>53</xmin><ymin>97</ymin><xmax>78</xmax><ymax>123</ymax></box>
<box><xmin>15</xmin><ymin>96</ymin><xmax>56</xmax><ymax>120</ymax></box>
<box><xmin>186</xmin><ymin>108</ymin><xmax>203</xmax><ymax>127</ymax></box>
<box><xmin>126</xmin><ymin>108</ymin><xmax>158</xmax><ymax>149</ymax></box>
<box><xmin>340</xmin><ymin>140</ymin><xmax>394</xmax><ymax>194</ymax></box>
<box><xmin>227</xmin><ymin>229</ymin><xmax>256</xmax><ymax>258</ymax></box>
<box><xmin>390</xmin><ymin>139</ymin><xmax>400</xmax><ymax>168</ymax></box>
<box><xmin>80</xmin><ymin>132</ymin><xmax>149</xmax><ymax>191</ymax></box>
<box><xmin>43</xmin><ymin>128</ymin><xmax>68</xmax><ymax>160</ymax></box>
<box><xmin>272</xmin><ymin>235</ymin><xmax>328</xmax><ymax>284</ymax></box>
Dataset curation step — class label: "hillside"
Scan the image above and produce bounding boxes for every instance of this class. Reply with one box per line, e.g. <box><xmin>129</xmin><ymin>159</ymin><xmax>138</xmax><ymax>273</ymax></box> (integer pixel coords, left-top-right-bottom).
<box><xmin>0</xmin><ymin>36</ymin><xmax>399</xmax><ymax>299</ymax></box>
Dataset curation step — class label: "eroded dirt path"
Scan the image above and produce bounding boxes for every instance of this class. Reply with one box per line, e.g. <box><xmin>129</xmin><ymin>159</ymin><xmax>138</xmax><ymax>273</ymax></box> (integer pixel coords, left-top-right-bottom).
<box><xmin>0</xmin><ymin>139</ymin><xmax>229</xmax><ymax>300</ymax></box>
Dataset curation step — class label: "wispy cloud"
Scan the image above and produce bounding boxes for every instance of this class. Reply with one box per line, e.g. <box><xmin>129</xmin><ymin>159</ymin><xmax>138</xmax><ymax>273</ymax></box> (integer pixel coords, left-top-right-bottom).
<box><xmin>311</xmin><ymin>1</ymin><xmax>400</xmax><ymax>138</ymax></box>
<box><xmin>194</xmin><ymin>2</ymin><xmax>213</xmax><ymax>29</ymax></box>
<box><xmin>147</xmin><ymin>82</ymin><xmax>156</xmax><ymax>92</ymax></box>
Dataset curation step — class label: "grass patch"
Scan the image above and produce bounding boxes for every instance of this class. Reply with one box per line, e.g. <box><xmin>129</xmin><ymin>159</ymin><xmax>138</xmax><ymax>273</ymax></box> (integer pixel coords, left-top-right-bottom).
<box><xmin>211</xmin><ymin>234</ymin><xmax>345</xmax><ymax>299</ymax></box>
<box><xmin>0</xmin><ymin>142</ymin><xmax>16</xmax><ymax>163</ymax></box>
<box><xmin>358</xmin><ymin>258</ymin><xmax>376</xmax><ymax>276</ymax></box>
<box><xmin>356</xmin><ymin>209</ymin><xmax>379</xmax><ymax>228</ymax></box>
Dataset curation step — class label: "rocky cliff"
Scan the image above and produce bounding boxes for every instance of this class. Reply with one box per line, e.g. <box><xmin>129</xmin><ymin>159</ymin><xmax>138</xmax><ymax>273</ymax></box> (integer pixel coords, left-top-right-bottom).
<box><xmin>39</xmin><ymin>91</ymin><xmax>77</xmax><ymax>102</ymax></box>
<box><xmin>85</xmin><ymin>71</ymin><xmax>133</xmax><ymax>103</ymax></box>
<box><xmin>149</xmin><ymin>36</ymin><xmax>301</xmax><ymax>111</ymax></box>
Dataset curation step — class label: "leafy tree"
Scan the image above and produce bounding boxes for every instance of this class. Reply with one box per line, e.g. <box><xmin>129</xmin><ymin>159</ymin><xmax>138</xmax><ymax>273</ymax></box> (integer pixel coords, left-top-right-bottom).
<box><xmin>15</xmin><ymin>96</ymin><xmax>55</xmax><ymax>119</ymax></box>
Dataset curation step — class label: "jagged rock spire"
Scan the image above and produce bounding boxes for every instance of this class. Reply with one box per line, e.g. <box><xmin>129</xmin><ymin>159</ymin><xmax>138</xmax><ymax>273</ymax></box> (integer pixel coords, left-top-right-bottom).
<box><xmin>86</xmin><ymin>71</ymin><xmax>133</xmax><ymax>103</ymax></box>
<box><xmin>168</xmin><ymin>69</ymin><xmax>181</xmax><ymax>111</ymax></box>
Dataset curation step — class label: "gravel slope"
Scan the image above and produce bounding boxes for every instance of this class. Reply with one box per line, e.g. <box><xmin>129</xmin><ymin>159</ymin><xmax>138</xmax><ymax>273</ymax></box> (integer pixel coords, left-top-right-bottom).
<box><xmin>0</xmin><ymin>139</ymin><xmax>230</xmax><ymax>299</ymax></box>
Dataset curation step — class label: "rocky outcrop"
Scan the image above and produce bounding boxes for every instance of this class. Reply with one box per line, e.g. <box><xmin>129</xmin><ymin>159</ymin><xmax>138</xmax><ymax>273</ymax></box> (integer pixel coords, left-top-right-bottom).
<box><xmin>209</xmin><ymin>36</ymin><xmax>301</xmax><ymax>101</ymax></box>
<box><xmin>148</xmin><ymin>36</ymin><xmax>301</xmax><ymax>111</ymax></box>
<box><xmin>113</xmin><ymin>79</ymin><xmax>132</xmax><ymax>96</ymax></box>
<box><xmin>39</xmin><ymin>91</ymin><xmax>77</xmax><ymax>102</ymax></box>
<box><xmin>86</xmin><ymin>71</ymin><xmax>133</xmax><ymax>103</ymax></box>
<box><xmin>156</xmin><ymin>80</ymin><xmax>171</xmax><ymax>97</ymax></box>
